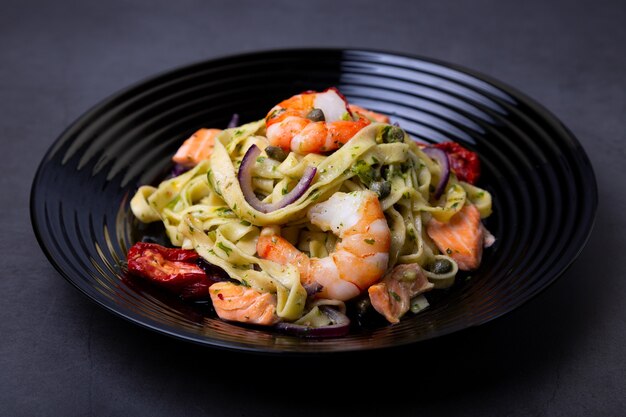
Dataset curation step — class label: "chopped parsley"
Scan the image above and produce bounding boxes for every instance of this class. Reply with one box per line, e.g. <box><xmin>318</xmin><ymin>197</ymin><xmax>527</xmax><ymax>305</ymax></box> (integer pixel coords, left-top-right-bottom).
<box><xmin>309</xmin><ymin>191</ymin><xmax>320</xmax><ymax>201</ymax></box>
<box><xmin>217</xmin><ymin>242</ymin><xmax>232</xmax><ymax>256</ymax></box>
<box><xmin>215</xmin><ymin>207</ymin><xmax>234</xmax><ymax>216</ymax></box>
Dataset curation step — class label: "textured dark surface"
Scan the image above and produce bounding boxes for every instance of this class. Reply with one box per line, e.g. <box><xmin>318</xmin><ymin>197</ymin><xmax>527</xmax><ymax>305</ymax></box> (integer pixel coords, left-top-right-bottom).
<box><xmin>2</xmin><ymin>0</ymin><xmax>624</xmax><ymax>415</ymax></box>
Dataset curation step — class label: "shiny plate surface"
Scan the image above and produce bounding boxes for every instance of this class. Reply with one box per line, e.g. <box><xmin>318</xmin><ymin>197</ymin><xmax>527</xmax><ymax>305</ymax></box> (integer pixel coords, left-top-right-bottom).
<box><xmin>30</xmin><ymin>49</ymin><xmax>597</xmax><ymax>353</ymax></box>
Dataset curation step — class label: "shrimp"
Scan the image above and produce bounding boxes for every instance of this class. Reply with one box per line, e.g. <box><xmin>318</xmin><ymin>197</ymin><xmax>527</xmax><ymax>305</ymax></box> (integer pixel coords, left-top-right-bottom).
<box><xmin>265</xmin><ymin>88</ymin><xmax>371</xmax><ymax>154</ymax></box>
<box><xmin>426</xmin><ymin>203</ymin><xmax>487</xmax><ymax>270</ymax></box>
<box><xmin>172</xmin><ymin>128</ymin><xmax>222</xmax><ymax>167</ymax></box>
<box><xmin>257</xmin><ymin>190</ymin><xmax>391</xmax><ymax>301</ymax></box>
<box><xmin>209</xmin><ymin>281</ymin><xmax>279</xmax><ymax>325</ymax></box>
<box><xmin>348</xmin><ymin>104</ymin><xmax>391</xmax><ymax>123</ymax></box>
<box><xmin>368</xmin><ymin>263</ymin><xmax>434</xmax><ymax>323</ymax></box>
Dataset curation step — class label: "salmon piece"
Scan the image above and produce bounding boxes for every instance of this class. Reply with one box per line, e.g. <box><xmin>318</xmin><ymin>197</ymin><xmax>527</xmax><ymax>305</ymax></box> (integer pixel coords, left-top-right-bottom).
<box><xmin>172</xmin><ymin>128</ymin><xmax>222</xmax><ymax>167</ymax></box>
<box><xmin>209</xmin><ymin>281</ymin><xmax>279</xmax><ymax>325</ymax></box>
<box><xmin>368</xmin><ymin>263</ymin><xmax>434</xmax><ymax>323</ymax></box>
<box><xmin>426</xmin><ymin>204</ymin><xmax>484</xmax><ymax>270</ymax></box>
<box><xmin>348</xmin><ymin>104</ymin><xmax>390</xmax><ymax>123</ymax></box>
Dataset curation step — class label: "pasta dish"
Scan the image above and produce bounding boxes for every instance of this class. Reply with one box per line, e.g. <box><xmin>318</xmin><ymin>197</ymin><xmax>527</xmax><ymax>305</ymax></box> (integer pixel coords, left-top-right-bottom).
<box><xmin>127</xmin><ymin>87</ymin><xmax>494</xmax><ymax>336</ymax></box>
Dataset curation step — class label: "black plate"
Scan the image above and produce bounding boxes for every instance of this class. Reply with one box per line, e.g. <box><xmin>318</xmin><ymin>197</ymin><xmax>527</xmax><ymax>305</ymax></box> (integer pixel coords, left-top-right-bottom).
<box><xmin>30</xmin><ymin>49</ymin><xmax>597</xmax><ymax>353</ymax></box>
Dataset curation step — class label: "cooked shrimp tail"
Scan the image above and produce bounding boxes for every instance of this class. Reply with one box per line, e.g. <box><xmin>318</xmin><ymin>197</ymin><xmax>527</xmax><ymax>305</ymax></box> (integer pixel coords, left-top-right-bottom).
<box><xmin>265</xmin><ymin>88</ymin><xmax>371</xmax><ymax>154</ymax></box>
<box><xmin>172</xmin><ymin>128</ymin><xmax>222</xmax><ymax>167</ymax></box>
<box><xmin>257</xmin><ymin>190</ymin><xmax>391</xmax><ymax>301</ymax></box>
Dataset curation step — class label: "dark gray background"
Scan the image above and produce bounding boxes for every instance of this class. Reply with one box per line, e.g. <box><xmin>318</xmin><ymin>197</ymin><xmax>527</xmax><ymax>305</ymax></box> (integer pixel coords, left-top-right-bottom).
<box><xmin>2</xmin><ymin>0</ymin><xmax>624</xmax><ymax>415</ymax></box>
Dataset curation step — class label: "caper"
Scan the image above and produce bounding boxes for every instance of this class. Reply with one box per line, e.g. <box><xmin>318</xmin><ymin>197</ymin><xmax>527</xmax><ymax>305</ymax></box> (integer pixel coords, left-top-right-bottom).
<box><xmin>353</xmin><ymin>295</ymin><xmax>387</xmax><ymax>328</ymax></box>
<box><xmin>381</xmin><ymin>164</ymin><xmax>401</xmax><ymax>181</ymax></box>
<box><xmin>306</xmin><ymin>108</ymin><xmax>325</xmax><ymax>122</ymax></box>
<box><xmin>380</xmin><ymin>165</ymin><xmax>391</xmax><ymax>181</ymax></box>
<box><xmin>356</xmin><ymin>297</ymin><xmax>373</xmax><ymax>315</ymax></box>
<box><xmin>383</xmin><ymin>126</ymin><xmax>405</xmax><ymax>143</ymax></box>
<box><xmin>429</xmin><ymin>258</ymin><xmax>453</xmax><ymax>274</ymax></box>
<box><xmin>370</xmin><ymin>180</ymin><xmax>391</xmax><ymax>199</ymax></box>
<box><xmin>265</xmin><ymin>146</ymin><xmax>288</xmax><ymax>162</ymax></box>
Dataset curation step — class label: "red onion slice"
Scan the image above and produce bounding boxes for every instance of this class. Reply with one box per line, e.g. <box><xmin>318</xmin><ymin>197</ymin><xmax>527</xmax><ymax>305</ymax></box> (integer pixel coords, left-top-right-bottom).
<box><xmin>237</xmin><ymin>144</ymin><xmax>316</xmax><ymax>213</ymax></box>
<box><xmin>227</xmin><ymin>113</ymin><xmax>239</xmax><ymax>128</ymax></box>
<box><xmin>168</xmin><ymin>163</ymin><xmax>190</xmax><ymax>179</ymax></box>
<box><xmin>423</xmin><ymin>146</ymin><xmax>450</xmax><ymax>199</ymax></box>
<box><xmin>303</xmin><ymin>282</ymin><xmax>323</xmax><ymax>296</ymax></box>
<box><xmin>275</xmin><ymin>306</ymin><xmax>350</xmax><ymax>338</ymax></box>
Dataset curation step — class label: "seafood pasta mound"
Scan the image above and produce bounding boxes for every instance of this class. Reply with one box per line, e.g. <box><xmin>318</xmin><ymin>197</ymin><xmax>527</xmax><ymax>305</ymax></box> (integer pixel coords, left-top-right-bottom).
<box><xmin>127</xmin><ymin>87</ymin><xmax>495</xmax><ymax>337</ymax></box>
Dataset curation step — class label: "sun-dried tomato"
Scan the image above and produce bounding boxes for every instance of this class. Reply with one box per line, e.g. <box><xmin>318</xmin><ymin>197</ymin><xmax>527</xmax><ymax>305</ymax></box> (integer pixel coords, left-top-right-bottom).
<box><xmin>126</xmin><ymin>242</ymin><xmax>210</xmax><ymax>298</ymax></box>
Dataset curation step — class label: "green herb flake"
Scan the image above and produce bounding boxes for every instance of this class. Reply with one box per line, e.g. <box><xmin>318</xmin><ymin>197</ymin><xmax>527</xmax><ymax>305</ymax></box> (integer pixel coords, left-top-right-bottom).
<box><xmin>268</xmin><ymin>108</ymin><xmax>285</xmax><ymax>120</ymax></box>
<box><xmin>166</xmin><ymin>195</ymin><xmax>181</xmax><ymax>210</ymax></box>
<box><xmin>390</xmin><ymin>291</ymin><xmax>401</xmax><ymax>302</ymax></box>
<box><xmin>380</xmin><ymin>125</ymin><xmax>391</xmax><ymax>140</ymax></box>
<box><xmin>215</xmin><ymin>207</ymin><xmax>234</xmax><ymax>216</ymax></box>
<box><xmin>364</xmin><ymin>238</ymin><xmax>375</xmax><ymax>245</ymax></box>
<box><xmin>309</xmin><ymin>191</ymin><xmax>320</xmax><ymax>201</ymax></box>
<box><xmin>351</xmin><ymin>159</ymin><xmax>375</xmax><ymax>184</ymax></box>
<box><xmin>217</xmin><ymin>242</ymin><xmax>232</xmax><ymax>256</ymax></box>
